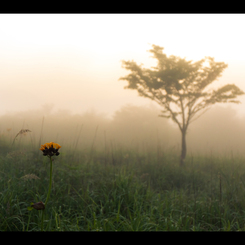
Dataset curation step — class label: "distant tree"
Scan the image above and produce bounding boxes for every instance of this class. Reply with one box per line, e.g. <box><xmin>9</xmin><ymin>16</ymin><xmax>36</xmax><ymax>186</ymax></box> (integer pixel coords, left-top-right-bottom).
<box><xmin>119</xmin><ymin>45</ymin><xmax>244</xmax><ymax>165</ymax></box>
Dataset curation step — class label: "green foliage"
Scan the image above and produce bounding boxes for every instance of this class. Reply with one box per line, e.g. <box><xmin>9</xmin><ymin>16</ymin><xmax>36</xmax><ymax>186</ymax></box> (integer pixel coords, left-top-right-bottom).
<box><xmin>120</xmin><ymin>44</ymin><xmax>244</xmax><ymax>129</ymax></box>
<box><xmin>2</xmin><ymin>139</ymin><xmax>245</xmax><ymax>231</ymax></box>
<box><xmin>120</xmin><ymin>45</ymin><xmax>244</xmax><ymax>165</ymax></box>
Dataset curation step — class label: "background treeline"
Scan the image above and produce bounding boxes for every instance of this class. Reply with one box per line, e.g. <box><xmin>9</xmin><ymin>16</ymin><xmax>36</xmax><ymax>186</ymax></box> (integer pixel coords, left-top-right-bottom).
<box><xmin>0</xmin><ymin>104</ymin><xmax>244</xmax><ymax>157</ymax></box>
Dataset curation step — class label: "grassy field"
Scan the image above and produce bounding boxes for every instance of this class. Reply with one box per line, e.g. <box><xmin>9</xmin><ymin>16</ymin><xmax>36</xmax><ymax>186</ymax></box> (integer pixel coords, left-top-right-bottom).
<box><xmin>1</xmin><ymin>132</ymin><xmax>245</xmax><ymax>231</ymax></box>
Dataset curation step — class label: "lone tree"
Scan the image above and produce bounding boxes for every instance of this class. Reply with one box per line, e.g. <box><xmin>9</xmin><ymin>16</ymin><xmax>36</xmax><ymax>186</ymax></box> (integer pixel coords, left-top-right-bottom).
<box><xmin>120</xmin><ymin>45</ymin><xmax>244</xmax><ymax>165</ymax></box>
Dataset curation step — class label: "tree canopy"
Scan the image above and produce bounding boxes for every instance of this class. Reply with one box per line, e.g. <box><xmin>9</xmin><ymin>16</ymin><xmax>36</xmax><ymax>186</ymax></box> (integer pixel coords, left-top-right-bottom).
<box><xmin>120</xmin><ymin>44</ymin><xmax>244</xmax><ymax>165</ymax></box>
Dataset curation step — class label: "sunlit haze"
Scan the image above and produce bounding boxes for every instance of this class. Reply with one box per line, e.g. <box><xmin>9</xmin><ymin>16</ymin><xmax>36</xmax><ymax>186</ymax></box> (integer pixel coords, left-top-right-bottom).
<box><xmin>1</xmin><ymin>14</ymin><xmax>245</xmax><ymax>117</ymax></box>
<box><xmin>2</xmin><ymin>14</ymin><xmax>245</xmax><ymax>156</ymax></box>
<box><xmin>3</xmin><ymin>14</ymin><xmax>245</xmax><ymax>231</ymax></box>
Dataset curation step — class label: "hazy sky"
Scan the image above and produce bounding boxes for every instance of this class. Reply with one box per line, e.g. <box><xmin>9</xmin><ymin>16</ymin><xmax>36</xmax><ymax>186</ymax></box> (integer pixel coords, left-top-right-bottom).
<box><xmin>1</xmin><ymin>14</ymin><xmax>245</xmax><ymax>119</ymax></box>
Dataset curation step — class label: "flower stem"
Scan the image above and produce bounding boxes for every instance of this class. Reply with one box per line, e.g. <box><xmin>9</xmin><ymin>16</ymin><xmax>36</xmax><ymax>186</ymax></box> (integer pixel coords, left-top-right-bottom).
<box><xmin>41</xmin><ymin>156</ymin><xmax>53</xmax><ymax>231</ymax></box>
<box><xmin>45</xmin><ymin>156</ymin><xmax>53</xmax><ymax>206</ymax></box>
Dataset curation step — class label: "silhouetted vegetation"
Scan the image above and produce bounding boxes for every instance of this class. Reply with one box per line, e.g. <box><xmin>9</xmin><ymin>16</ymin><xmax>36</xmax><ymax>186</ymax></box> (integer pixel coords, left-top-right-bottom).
<box><xmin>120</xmin><ymin>45</ymin><xmax>244</xmax><ymax>165</ymax></box>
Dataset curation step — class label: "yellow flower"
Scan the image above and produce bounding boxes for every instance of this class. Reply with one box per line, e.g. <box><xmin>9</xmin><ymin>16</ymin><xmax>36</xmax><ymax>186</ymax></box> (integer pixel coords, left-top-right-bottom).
<box><xmin>40</xmin><ymin>142</ymin><xmax>61</xmax><ymax>157</ymax></box>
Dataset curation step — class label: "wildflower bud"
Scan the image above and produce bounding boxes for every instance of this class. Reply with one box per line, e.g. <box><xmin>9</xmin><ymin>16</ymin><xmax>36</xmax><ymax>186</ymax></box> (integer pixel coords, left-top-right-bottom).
<box><xmin>31</xmin><ymin>201</ymin><xmax>45</xmax><ymax>210</ymax></box>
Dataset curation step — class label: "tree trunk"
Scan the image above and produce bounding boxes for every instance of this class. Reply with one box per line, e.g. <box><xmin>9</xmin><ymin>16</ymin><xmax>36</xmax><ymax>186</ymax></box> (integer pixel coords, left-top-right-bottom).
<box><xmin>180</xmin><ymin>129</ymin><xmax>187</xmax><ymax>166</ymax></box>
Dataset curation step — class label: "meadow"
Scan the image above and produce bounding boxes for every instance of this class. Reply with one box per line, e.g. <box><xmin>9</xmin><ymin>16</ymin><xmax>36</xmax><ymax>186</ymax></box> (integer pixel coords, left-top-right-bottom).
<box><xmin>1</xmin><ymin>128</ymin><xmax>245</xmax><ymax>231</ymax></box>
<box><xmin>1</xmin><ymin>105</ymin><xmax>245</xmax><ymax>231</ymax></box>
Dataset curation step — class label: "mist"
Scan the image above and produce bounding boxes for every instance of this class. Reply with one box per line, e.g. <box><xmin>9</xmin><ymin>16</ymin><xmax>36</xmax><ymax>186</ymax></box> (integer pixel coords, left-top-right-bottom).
<box><xmin>1</xmin><ymin>15</ymin><xmax>245</xmax><ymax>158</ymax></box>
<box><xmin>1</xmin><ymin>103</ymin><xmax>245</xmax><ymax>158</ymax></box>
<box><xmin>3</xmin><ymin>14</ymin><xmax>245</xmax><ymax>231</ymax></box>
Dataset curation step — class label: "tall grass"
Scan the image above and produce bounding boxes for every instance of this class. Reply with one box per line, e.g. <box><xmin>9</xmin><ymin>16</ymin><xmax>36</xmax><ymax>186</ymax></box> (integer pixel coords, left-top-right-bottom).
<box><xmin>1</xmin><ymin>129</ymin><xmax>245</xmax><ymax>231</ymax></box>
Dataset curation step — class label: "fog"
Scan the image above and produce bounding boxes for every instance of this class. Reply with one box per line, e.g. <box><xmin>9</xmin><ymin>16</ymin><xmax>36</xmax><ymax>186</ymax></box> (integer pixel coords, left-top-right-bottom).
<box><xmin>2</xmin><ymin>14</ymin><xmax>245</xmax><ymax>117</ymax></box>
<box><xmin>1</xmin><ymin>14</ymin><xmax>245</xmax><ymax>157</ymax></box>
<box><xmin>1</xmin><ymin>103</ymin><xmax>245</xmax><ymax>157</ymax></box>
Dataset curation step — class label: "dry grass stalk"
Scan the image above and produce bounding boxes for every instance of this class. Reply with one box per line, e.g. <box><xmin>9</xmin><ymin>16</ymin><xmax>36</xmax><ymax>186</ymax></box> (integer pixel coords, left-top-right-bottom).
<box><xmin>21</xmin><ymin>174</ymin><xmax>40</xmax><ymax>181</ymax></box>
<box><xmin>12</xmin><ymin>129</ymin><xmax>31</xmax><ymax>146</ymax></box>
